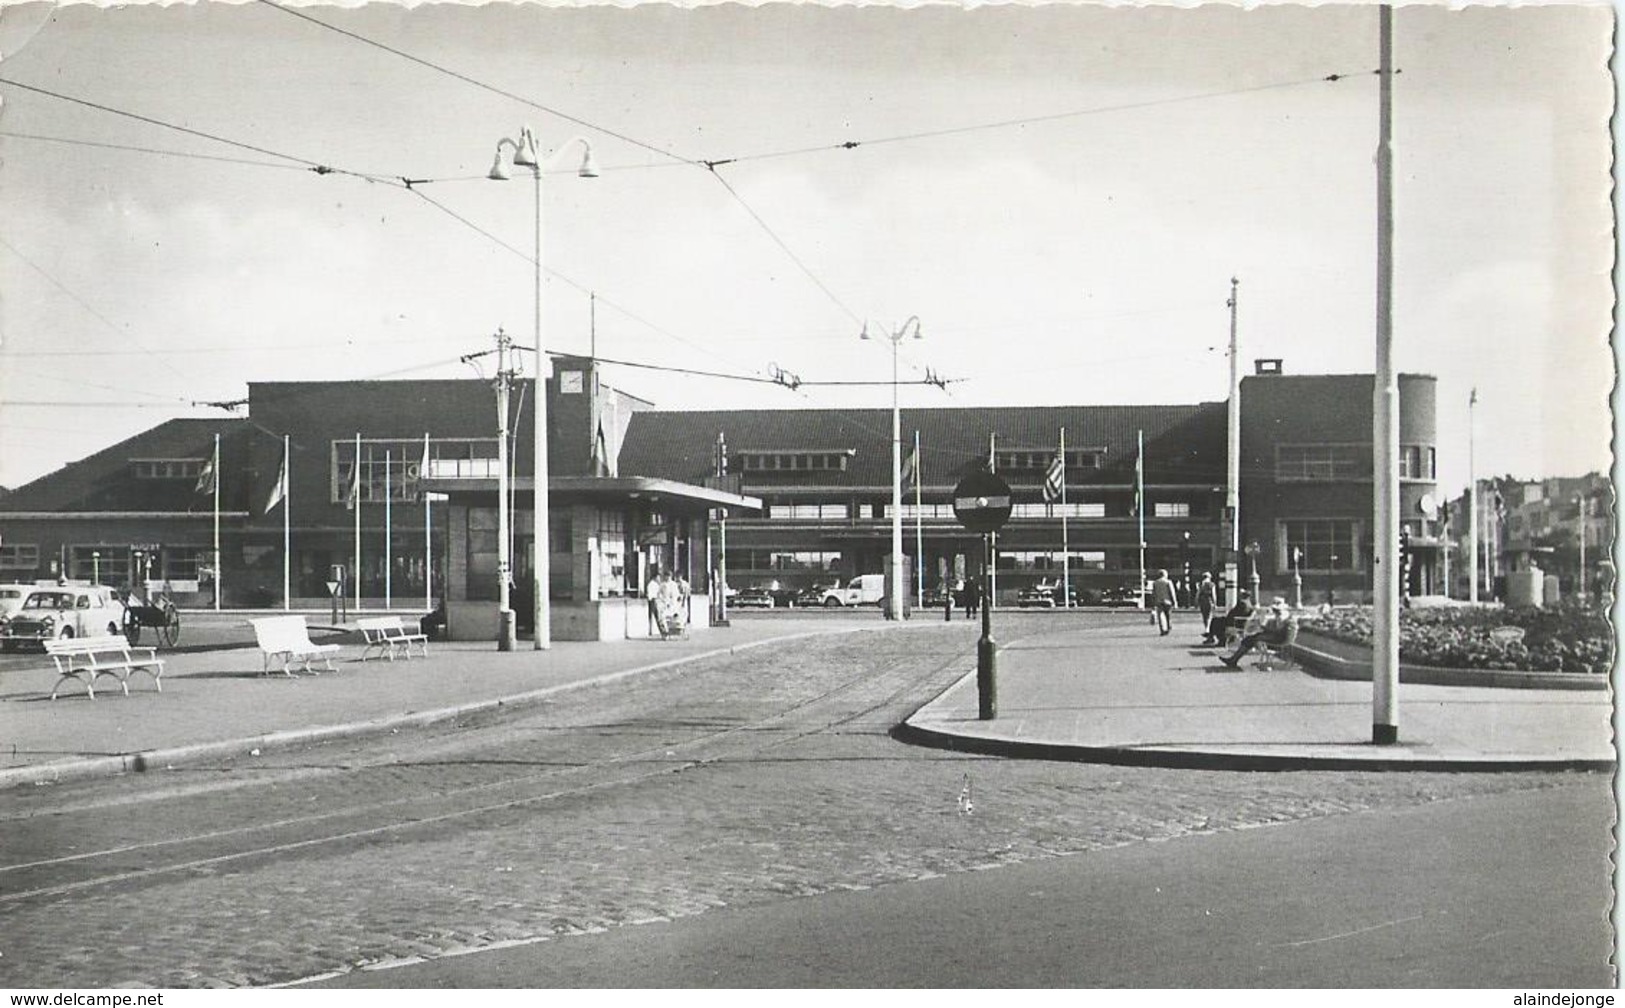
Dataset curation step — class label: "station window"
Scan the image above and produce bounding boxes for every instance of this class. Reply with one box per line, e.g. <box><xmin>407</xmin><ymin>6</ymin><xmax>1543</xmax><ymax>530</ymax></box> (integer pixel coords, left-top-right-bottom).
<box><xmin>0</xmin><ymin>544</ymin><xmax>39</xmax><ymax>570</ymax></box>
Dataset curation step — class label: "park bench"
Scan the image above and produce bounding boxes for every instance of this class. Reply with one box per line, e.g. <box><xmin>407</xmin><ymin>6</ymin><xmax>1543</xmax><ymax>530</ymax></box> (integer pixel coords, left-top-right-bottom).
<box><xmin>251</xmin><ymin>615</ymin><xmax>341</xmax><ymax>677</ymax></box>
<box><xmin>1253</xmin><ymin>620</ymin><xmax>1299</xmax><ymax>670</ymax></box>
<box><xmin>44</xmin><ymin>634</ymin><xmax>164</xmax><ymax>700</ymax></box>
<box><xmin>357</xmin><ymin>615</ymin><xmax>429</xmax><ymax>661</ymax></box>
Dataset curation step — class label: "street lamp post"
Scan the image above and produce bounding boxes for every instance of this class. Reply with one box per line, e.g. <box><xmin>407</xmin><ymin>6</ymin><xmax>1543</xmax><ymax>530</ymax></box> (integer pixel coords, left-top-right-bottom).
<box><xmin>92</xmin><ymin>551</ymin><xmax>100</xmax><ymax>586</ymax></box>
<box><xmin>861</xmin><ymin>317</ymin><xmax>922</xmax><ymax>622</ymax></box>
<box><xmin>490</xmin><ymin>127</ymin><xmax>599</xmax><ymax>651</ymax></box>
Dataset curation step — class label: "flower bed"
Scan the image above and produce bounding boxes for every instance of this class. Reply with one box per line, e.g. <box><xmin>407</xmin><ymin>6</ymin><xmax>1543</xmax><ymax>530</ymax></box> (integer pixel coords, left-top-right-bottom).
<box><xmin>1297</xmin><ymin>603</ymin><xmax>1613</xmax><ymax>676</ymax></box>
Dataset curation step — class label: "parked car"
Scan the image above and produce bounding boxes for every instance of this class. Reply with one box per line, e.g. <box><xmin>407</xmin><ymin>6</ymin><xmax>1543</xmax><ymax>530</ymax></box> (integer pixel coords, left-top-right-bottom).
<box><xmin>1100</xmin><ymin>584</ymin><xmax>1147</xmax><ymax>607</ymax></box>
<box><xmin>819</xmin><ymin>574</ymin><xmax>886</xmax><ymax>607</ymax></box>
<box><xmin>921</xmin><ymin>583</ymin><xmax>954</xmax><ymax>609</ymax></box>
<box><xmin>0</xmin><ymin>585</ymin><xmax>128</xmax><ymax>650</ymax></box>
<box><xmin>731</xmin><ymin>586</ymin><xmax>776</xmax><ymax>609</ymax></box>
<box><xmin>0</xmin><ymin>584</ymin><xmax>32</xmax><ymax>631</ymax></box>
<box><xmin>1017</xmin><ymin>580</ymin><xmax>1071</xmax><ymax>608</ymax></box>
<box><xmin>794</xmin><ymin>584</ymin><xmax>835</xmax><ymax>607</ymax></box>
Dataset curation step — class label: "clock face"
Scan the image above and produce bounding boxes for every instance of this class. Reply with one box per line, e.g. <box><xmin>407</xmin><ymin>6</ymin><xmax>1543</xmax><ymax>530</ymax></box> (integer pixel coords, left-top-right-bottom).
<box><xmin>560</xmin><ymin>371</ymin><xmax>584</xmax><ymax>393</ymax></box>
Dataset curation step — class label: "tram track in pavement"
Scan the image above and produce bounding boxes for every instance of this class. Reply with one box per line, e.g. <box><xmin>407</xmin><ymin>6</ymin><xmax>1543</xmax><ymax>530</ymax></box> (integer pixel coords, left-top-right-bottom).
<box><xmin>0</xmin><ymin>630</ymin><xmax>974</xmax><ymax>906</ymax></box>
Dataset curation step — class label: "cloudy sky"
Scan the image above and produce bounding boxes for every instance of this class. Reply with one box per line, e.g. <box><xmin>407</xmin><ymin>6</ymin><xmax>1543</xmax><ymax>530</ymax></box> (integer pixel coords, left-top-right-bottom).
<box><xmin>0</xmin><ymin>0</ymin><xmax>1613</xmax><ymax>495</ymax></box>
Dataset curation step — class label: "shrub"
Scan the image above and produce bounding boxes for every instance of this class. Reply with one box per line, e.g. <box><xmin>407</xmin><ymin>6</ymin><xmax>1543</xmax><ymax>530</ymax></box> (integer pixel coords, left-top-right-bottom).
<box><xmin>1298</xmin><ymin>603</ymin><xmax>1613</xmax><ymax>675</ymax></box>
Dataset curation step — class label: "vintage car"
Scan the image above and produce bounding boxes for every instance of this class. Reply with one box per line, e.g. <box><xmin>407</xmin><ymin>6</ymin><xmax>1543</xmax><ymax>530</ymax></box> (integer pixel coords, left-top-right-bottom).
<box><xmin>0</xmin><ymin>584</ymin><xmax>32</xmax><ymax>630</ymax></box>
<box><xmin>1017</xmin><ymin>580</ymin><xmax>1076</xmax><ymax>608</ymax></box>
<box><xmin>0</xmin><ymin>585</ymin><xmax>128</xmax><ymax>650</ymax></box>
<box><xmin>730</xmin><ymin>586</ymin><xmax>777</xmax><ymax>609</ymax></box>
<box><xmin>1100</xmin><ymin>584</ymin><xmax>1148</xmax><ymax>608</ymax></box>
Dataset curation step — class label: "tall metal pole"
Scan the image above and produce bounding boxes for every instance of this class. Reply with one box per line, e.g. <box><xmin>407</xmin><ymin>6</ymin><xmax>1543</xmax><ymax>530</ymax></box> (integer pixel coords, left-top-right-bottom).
<box><xmin>890</xmin><ymin>335</ymin><xmax>904</xmax><ymax>621</ymax></box>
<box><xmin>211</xmin><ymin>432</ymin><xmax>221</xmax><ymax>611</ymax></box>
<box><xmin>384</xmin><ymin>449</ymin><xmax>393</xmax><ymax>611</ymax></box>
<box><xmin>1059</xmin><ymin>426</ymin><xmax>1070</xmax><ymax>604</ymax></box>
<box><xmin>424</xmin><ymin>432</ymin><xmax>433</xmax><ymax>614</ymax></box>
<box><xmin>354</xmin><ymin>432</ymin><xmax>362</xmax><ymax>613</ymax></box>
<box><xmin>978</xmin><ymin>532</ymin><xmax>996</xmax><ymax>719</ymax></box>
<box><xmin>1225</xmin><ymin>277</ymin><xmax>1241</xmax><ymax>605</ymax></box>
<box><xmin>495</xmin><ymin>328</ymin><xmax>516</xmax><ymax>650</ymax></box>
<box><xmin>530</xmin><ymin>152</ymin><xmax>552</xmax><ymax>650</ymax></box>
<box><xmin>1372</xmin><ymin>3</ymin><xmax>1400</xmax><ymax>745</ymax></box>
<box><xmin>1577</xmin><ymin>494</ymin><xmax>1587</xmax><ymax>603</ymax></box>
<box><xmin>281</xmin><ymin>434</ymin><xmax>290</xmax><ymax>612</ymax></box>
<box><xmin>1468</xmin><ymin>389</ymin><xmax>1478</xmax><ymax>603</ymax></box>
<box><xmin>914</xmin><ymin>428</ymin><xmax>924</xmax><ymax>609</ymax></box>
<box><xmin>1136</xmin><ymin>429</ymin><xmax>1146</xmax><ymax>608</ymax></box>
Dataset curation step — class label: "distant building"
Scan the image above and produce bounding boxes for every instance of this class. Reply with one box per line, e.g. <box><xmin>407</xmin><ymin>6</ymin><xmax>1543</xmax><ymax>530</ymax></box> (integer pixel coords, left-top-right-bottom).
<box><xmin>1443</xmin><ymin>472</ymin><xmax>1612</xmax><ymax>601</ymax></box>
<box><xmin>0</xmin><ymin>358</ymin><xmax>1445</xmax><ymax>628</ymax></box>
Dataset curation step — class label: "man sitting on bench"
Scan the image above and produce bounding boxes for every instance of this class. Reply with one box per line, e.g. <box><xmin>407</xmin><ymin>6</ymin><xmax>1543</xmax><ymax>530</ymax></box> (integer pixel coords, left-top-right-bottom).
<box><xmin>1219</xmin><ymin>598</ymin><xmax>1295</xmax><ymax>668</ymax></box>
<box><xmin>1200</xmin><ymin>590</ymin><xmax>1253</xmax><ymax>646</ymax></box>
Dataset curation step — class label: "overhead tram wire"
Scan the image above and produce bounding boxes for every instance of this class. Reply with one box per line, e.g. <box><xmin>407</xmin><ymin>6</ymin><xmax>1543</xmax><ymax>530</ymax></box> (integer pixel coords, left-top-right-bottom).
<box><xmin>244</xmin><ymin>2</ymin><xmax>1380</xmax><ymax>400</ymax></box>
<box><xmin>253</xmin><ymin>0</ymin><xmax>699</xmax><ymax>170</ymax></box>
<box><xmin>0</xmin><ymin>76</ymin><xmax>408</xmax><ymax>188</ymax></box>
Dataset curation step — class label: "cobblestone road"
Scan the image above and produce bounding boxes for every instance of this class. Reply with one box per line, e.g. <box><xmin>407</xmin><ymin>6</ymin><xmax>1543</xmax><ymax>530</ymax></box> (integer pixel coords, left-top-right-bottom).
<box><xmin>0</xmin><ymin>619</ymin><xmax>1599</xmax><ymax>988</ymax></box>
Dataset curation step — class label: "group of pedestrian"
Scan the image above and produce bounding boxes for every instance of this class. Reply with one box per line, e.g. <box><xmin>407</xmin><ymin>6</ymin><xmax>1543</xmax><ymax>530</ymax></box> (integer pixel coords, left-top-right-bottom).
<box><xmin>1149</xmin><ymin>568</ymin><xmax>1297</xmax><ymax>667</ymax></box>
<box><xmin>643</xmin><ymin>568</ymin><xmax>690</xmax><ymax>639</ymax></box>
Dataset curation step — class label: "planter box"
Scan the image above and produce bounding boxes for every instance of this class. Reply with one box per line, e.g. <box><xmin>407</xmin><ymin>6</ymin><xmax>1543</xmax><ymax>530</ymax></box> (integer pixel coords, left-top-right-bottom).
<box><xmin>1292</xmin><ymin>629</ymin><xmax>1608</xmax><ymax>691</ymax></box>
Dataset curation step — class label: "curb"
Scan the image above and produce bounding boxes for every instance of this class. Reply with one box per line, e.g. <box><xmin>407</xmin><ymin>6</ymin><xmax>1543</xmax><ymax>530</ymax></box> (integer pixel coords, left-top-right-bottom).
<box><xmin>0</xmin><ymin>624</ymin><xmax>902</xmax><ymax>792</ymax></box>
<box><xmin>891</xmin><ymin>719</ymin><xmax>1616</xmax><ymax>773</ymax></box>
<box><xmin>1289</xmin><ymin>633</ymin><xmax>1609</xmax><ymax>691</ymax></box>
<box><xmin>892</xmin><ymin>664</ymin><xmax>1617</xmax><ymax>774</ymax></box>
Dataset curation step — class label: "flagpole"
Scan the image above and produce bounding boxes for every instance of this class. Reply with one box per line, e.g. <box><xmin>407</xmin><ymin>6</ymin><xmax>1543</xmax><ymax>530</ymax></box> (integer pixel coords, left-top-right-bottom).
<box><xmin>281</xmin><ymin>434</ymin><xmax>290</xmax><ymax>612</ymax></box>
<box><xmin>1136</xmin><ymin>429</ymin><xmax>1146</xmax><ymax>609</ymax></box>
<box><xmin>1059</xmin><ymin>427</ymin><xmax>1069</xmax><ymax>604</ymax></box>
<box><xmin>354</xmin><ymin>433</ymin><xmax>362</xmax><ymax>613</ymax></box>
<box><xmin>385</xmin><ymin>449</ymin><xmax>393</xmax><ymax>611</ymax></box>
<box><xmin>913</xmin><ymin>429</ymin><xmax>923</xmax><ymax>608</ymax></box>
<box><xmin>424</xmin><ymin>432</ymin><xmax>432</xmax><ymax>614</ymax></box>
<box><xmin>988</xmin><ymin>432</ymin><xmax>997</xmax><ymax>607</ymax></box>
<box><xmin>211</xmin><ymin>432</ymin><xmax>221</xmax><ymax>612</ymax></box>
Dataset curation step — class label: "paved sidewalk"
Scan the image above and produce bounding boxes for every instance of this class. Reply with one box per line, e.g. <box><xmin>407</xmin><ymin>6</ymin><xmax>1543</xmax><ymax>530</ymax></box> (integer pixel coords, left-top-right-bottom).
<box><xmin>0</xmin><ymin>612</ymin><xmax>1612</xmax><ymax>791</ymax></box>
<box><xmin>900</xmin><ymin>619</ymin><xmax>1616</xmax><ymax>771</ymax></box>
<box><xmin>0</xmin><ymin>615</ymin><xmax>885</xmax><ymax>790</ymax></box>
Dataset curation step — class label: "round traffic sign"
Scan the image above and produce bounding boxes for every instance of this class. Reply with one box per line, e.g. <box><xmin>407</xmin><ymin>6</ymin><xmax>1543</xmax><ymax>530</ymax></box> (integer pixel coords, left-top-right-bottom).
<box><xmin>953</xmin><ymin>470</ymin><xmax>1013</xmax><ymax>533</ymax></box>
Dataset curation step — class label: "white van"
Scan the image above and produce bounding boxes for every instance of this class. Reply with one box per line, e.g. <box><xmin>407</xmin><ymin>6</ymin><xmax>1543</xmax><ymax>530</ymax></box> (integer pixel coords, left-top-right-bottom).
<box><xmin>819</xmin><ymin>573</ymin><xmax>885</xmax><ymax>607</ymax></box>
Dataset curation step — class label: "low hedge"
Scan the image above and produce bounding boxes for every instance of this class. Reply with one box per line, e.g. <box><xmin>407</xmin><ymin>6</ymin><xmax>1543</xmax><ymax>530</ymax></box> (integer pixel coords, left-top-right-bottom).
<box><xmin>1297</xmin><ymin>602</ymin><xmax>1612</xmax><ymax>676</ymax></box>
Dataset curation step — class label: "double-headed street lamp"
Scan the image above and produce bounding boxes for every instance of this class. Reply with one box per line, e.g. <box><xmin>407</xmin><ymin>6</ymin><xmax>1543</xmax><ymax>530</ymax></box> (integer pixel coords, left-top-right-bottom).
<box><xmin>489</xmin><ymin>127</ymin><xmax>599</xmax><ymax>651</ymax></box>
<box><xmin>861</xmin><ymin>316</ymin><xmax>922</xmax><ymax>622</ymax></box>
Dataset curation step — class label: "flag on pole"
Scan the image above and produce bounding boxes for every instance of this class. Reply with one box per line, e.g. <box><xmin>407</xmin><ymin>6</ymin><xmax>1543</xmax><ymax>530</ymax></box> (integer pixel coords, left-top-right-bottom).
<box><xmin>195</xmin><ymin>446</ymin><xmax>217</xmax><ymax>495</ymax></box>
<box><xmin>264</xmin><ymin>442</ymin><xmax>288</xmax><ymax>513</ymax></box>
<box><xmin>1041</xmin><ymin>450</ymin><xmax>1064</xmax><ymax>503</ymax></box>
<box><xmin>344</xmin><ymin>461</ymin><xmax>361</xmax><ymax>511</ymax></box>
<box><xmin>903</xmin><ymin>442</ymin><xmax>920</xmax><ymax>492</ymax></box>
<box><xmin>1130</xmin><ymin>449</ymin><xmax>1143</xmax><ymax>518</ymax></box>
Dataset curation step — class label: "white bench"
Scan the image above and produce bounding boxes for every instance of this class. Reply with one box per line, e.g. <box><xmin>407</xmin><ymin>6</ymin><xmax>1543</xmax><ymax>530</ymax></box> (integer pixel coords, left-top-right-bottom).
<box><xmin>251</xmin><ymin>615</ymin><xmax>341</xmax><ymax>677</ymax></box>
<box><xmin>357</xmin><ymin>616</ymin><xmax>429</xmax><ymax>661</ymax></box>
<box><xmin>44</xmin><ymin>635</ymin><xmax>164</xmax><ymax>700</ymax></box>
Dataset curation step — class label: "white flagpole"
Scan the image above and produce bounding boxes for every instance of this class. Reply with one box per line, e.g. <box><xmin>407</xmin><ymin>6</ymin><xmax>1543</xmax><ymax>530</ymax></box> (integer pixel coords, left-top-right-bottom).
<box><xmin>913</xmin><ymin>429</ymin><xmax>923</xmax><ymax>608</ymax></box>
<box><xmin>988</xmin><ymin>432</ymin><xmax>997</xmax><ymax>607</ymax></box>
<box><xmin>1059</xmin><ymin>427</ymin><xmax>1069</xmax><ymax>603</ymax></box>
<box><xmin>282</xmin><ymin>434</ymin><xmax>290</xmax><ymax>612</ymax></box>
<box><xmin>385</xmin><ymin>449</ymin><xmax>393</xmax><ymax>610</ymax></box>
<box><xmin>1136</xmin><ymin>429</ymin><xmax>1146</xmax><ymax>609</ymax></box>
<box><xmin>424</xmin><ymin>432</ymin><xmax>432</xmax><ymax>613</ymax></box>
<box><xmin>212</xmin><ymin>432</ymin><xmax>221</xmax><ymax>611</ymax></box>
<box><xmin>354</xmin><ymin>433</ymin><xmax>362</xmax><ymax>613</ymax></box>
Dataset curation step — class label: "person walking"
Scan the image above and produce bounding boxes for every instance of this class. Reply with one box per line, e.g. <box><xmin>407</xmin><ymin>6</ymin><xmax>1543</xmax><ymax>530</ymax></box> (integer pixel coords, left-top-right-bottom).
<box><xmin>1195</xmin><ymin>572</ymin><xmax>1217</xmax><ymax>640</ymax></box>
<box><xmin>1149</xmin><ymin>568</ymin><xmax>1178</xmax><ymax>635</ymax></box>
<box><xmin>644</xmin><ymin>568</ymin><xmax>663</xmax><ymax>636</ymax></box>
<box><xmin>963</xmin><ymin>576</ymin><xmax>980</xmax><ymax>620</ymax></box>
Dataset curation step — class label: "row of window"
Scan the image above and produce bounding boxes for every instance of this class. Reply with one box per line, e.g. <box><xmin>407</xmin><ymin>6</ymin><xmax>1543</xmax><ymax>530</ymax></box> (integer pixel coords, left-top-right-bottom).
<box><xmin>733</xmin><ymin>452</ymin><xmax>851</xmax><ymax>473</ymax></box>
<box><xmin>760</xmin><ymin>501</ymin><xmax>1192</xmax><ymax>520</ymax></box>
<box><xmin>0</xmin><ymin>545</ymin><xmax>206</xmax><ymax>581</ymax></box>
<box><xmin>992</xmin><ymin>449</ymin><xmax>1103</xmax><ymax>472</ymax></box>
<box><xmin>1275</xmin><ymin>444</ymin><xmax>1437</xmax><ymax>482</ymax></box>
<box><xmin>725</xmin><ymin>550</ymin><xmax>844</xmax><ymax>572</ymax></box>
<box><xmin>330</xmin><ymin>437</ymin><xmax>500</xmax><ymax>504</ymax></box>
<box><xmin>131</xmin><ymin>459</ymin><xmax>207</xmax><ymax>480</ymax></box>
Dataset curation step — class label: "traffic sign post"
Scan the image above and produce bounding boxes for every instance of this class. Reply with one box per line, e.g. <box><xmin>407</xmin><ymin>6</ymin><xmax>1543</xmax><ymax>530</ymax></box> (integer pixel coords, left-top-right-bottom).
<box><xmin>954</xmin><ymin>471</ymin><xmax>1012</xmax><ymax>720</ymax></box>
